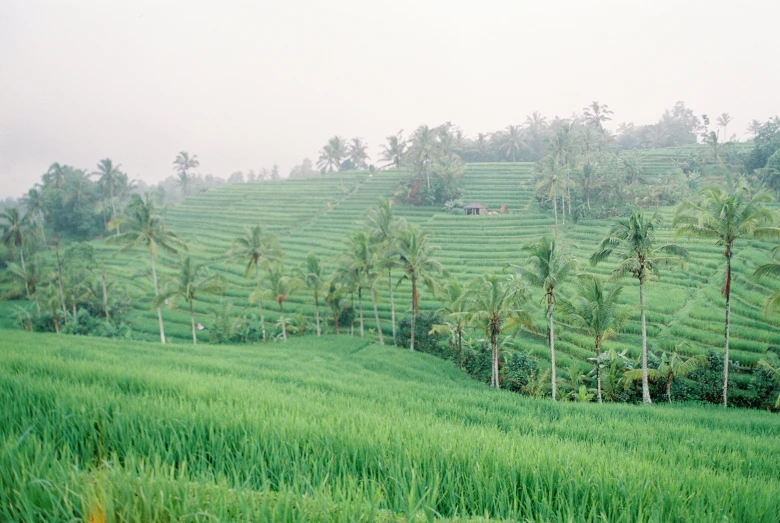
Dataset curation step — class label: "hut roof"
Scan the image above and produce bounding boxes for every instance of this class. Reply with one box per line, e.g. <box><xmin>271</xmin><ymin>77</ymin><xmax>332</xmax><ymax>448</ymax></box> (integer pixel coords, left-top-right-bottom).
<box><xmin>464</xmin><ymin>202</ymin><xmax>488</xmax><ymax>209</ymax></box>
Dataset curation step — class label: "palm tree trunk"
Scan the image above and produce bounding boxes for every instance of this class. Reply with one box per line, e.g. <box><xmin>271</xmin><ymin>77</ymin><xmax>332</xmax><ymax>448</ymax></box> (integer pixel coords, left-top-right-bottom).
<box><xmin>389</xmin><ymin>269</ymin><xmax>397</xmax><ymax>346</ymax></box>
<box><xmin>314</xmin><ymin>290</ymin><xmax>321</xmax><ymax>336</ymax></box>
<box><xmin>190</xmin><ymin>300</ymin><xmax>197</xmax><ymax>345</ymax></box>
<box><xmin>256</xmin><ymin>274</ymin><xmax>266</xmax><ymax>341</ymax></box>
<box><xmin>491</xmin><ymin>330</ymin><xmax>499</xmax><ymax>389</ymax></box>
<box><xmin>548</xmin><ymin>303</ymin><xmax>557</xmax><ymax>401</ymax></box>
<box><xmin>723</xmin><ymin>252</ymin><xmax>732</xmax><ymax>407</ymax></box>
<box><xmin>54</xmin><ymin>243</ymin><xmax>67</xmax><ymax>322</ymax></box>
<box><xmin>369</xmin><ymin>277</ymin><xmax>384</xmax><ymax>344</ymax></box>
<box><xmin>38</xmin><ymin>218</ymin><xmax>47</xmax><ymax>246</ymax></box>
<box><xmin>101</xmin><ymin>261</ymin><xmax>110</xmax><ymax>321</ymax></box>
<box><xmin>410</xmin><ymin>275</ymin><xmax>418</xmax><ymax>351</ymax></box>
<box><xmin>19</xmin><ymin>248</ymin><xmax>31</xmax><ymax>299</ymax></box>
<box><xmin>458</xmin><ymin>328</ymin><xmax>463</xmax><ymax>369</ymax></box>
<box><xmin>595</xmin><ymin>343</ymin><xmax>603</xmax><ymax>403</ymax></box>
<box><xmin>640</xmin><ymin>280</ymin><xmax>652</xmax><ymax>404</ymax></box>
<box><xmin>280</xmin><ymin>302</ymin><xmax>287</xmax><ymax>341</ymax></box>
<box><xmin>667</xmin><ymin>378</ymin><xmax>673</xmax><ymax>404</ymax></box>
<box><xmin>358</xmin><ymin>287</ymin><xmax>364</xmax><ymax>338</ymax></box>
<box><xmin>552</xmin><ymin>186</ymin><xmax>558</xmax><ymax>229</ymax></box>
<box><xmin>149</xmin><ymin>253</ymin><xmax>166</xmax><ymax>344</ymax></box>
<box><xmin>350</xmin><ymin>292</ymin><xmax>354</xmax><ymax>336</ymax></box>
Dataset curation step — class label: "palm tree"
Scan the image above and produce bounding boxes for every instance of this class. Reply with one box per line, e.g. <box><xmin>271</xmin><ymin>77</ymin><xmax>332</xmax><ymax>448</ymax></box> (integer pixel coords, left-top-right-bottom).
<box><xmin>591</xmin><ymin>210</ymin><xmax>688</xmax><ymax>404</ymax></box>
<box><xmin>347</xmin><ymin>137</ymin><xmax>370</xmax><ymax>170</ymax></box>
<box><xmin>752</xmin><ymin>246</ymin><xmax>780</xmax><ymax>316</ymax></box>
<box><xmin>431</xmin><ymin>278</ymin><xmax>470</xmax><ymax>368</ymax></box>
<box><xmin>583</xmin><ymin>101</ymin><xmax>613</xmax><ymax>130</ymax></box>
<box><xmin>227</xmin><ymin>225</ymin><xmax>282</xmax><ymax>341</ymax></box>
<box><xmin>517</xmin><ymin>237</ymin><xmax>576</xmax><ymax>400</ymax></box>
<box><xmin>716</xmin><ymin>113</ymin><xmax>732</xmax><ymax>142</ymax></box>
<box><xmin>156</xmin><ymin>257</ymin><xmax>224</xmax><ymax>344</ymax></box>
<box><xmin>576</xmin><ymin>161</ymin><xmax>603</xmax><ymax>210</ymax></box>
<box><xmin>324</xmin><ymin>281</ymin><xmax>348</xmax><ymax>334</ymax></box>
<box><xmin>407</xmin><ymin>125</ymin><xmax>439</xmax><ymax>192</ymax></box>
<box><xmin>674</xmin><ymin>185</ymin><xmax>779</xmax><ymax>406</ymax></box>
<box><xmin>93</xmin><ymin>158</ymin><xmax>123</xmax><ymax>233</ymax></box>
<box><xmin>535</xmin><ymin>156</ymin><xmax>564</xmax><ymax>228</ymax></box>
<box><xmin>559</xmin><ymin>275</ymin><xmax>627</xmax><ymax>403</ymax></box>
<box><xmin>43</xmin><ymin>162</ymin><xmax>67</xmax><ymax>189</ymax></box>
<box><xmin>503</xmin><ymin>125</ymin><xmax>524</xmax><ymax>162</ymax></box>
<box><xmin>173</xmin><ymin>151</ymin><xmax>199</xmax><ymax>197</ymax></box>
<box><xmin>380</xmin><ymin>131</ymin><xmax>407</xmax><ymax>169</ymax></box>
<box><xmin>623</xmin><ymin>350</ymin><xmax>703</xmax><ymax>403</ymax></box>
<box><xmin>396</xmin><ymin>225</ymin><xmax>443</xmax><ymax>351</ymax></box>
<box><xmin>1</xmin><ymin>208</ymin><xmax>34</xmax><ymax>299</ymax></box>
<box><xmin>343</xmin><ymin>230</ymin><xmax>384</xmax><ymax>343</ymax></box>
<box><xmin>366</xmin><ymin>199</ymin><xmax>405</xmax><ymax>345</ymax></box>
<box><xmin>746</xmin><ymin>119</ymin><xmax>762</xmax><ymax>138</ymax></box>
<box><xmin>21</xmin><ymin>187</ymin><xmax>46</xmax><ymax>245</ymax></box>
<box><xmin>467</xmin><ymin>273</ymin><xmax>533</xmax><ymax>389</ymax></box>
<box><xmin>255</xmin><ymin>263</ymin><xmax>296</xmax><ymax>341</ymax></box>
<box><xmin>317</xmin><ymin>136</ymin><xmax>348</xmax><ymax>172</ymax></box>
<box><xmin>297</xmin><ymin>252</ymin><xmax>325</xmax><ymax>336</ymax></box>
<box><xmin>107</xmin><ymin>194</ymin><xmax>187</xmax><ymax>344</ymax></box>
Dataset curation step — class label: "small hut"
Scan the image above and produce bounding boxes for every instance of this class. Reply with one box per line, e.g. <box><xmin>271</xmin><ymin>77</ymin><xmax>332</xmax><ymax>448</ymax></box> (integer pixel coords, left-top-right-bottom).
<box><xmin>464</xmin><ymin>202</ymin><xmax>488</xmax><ymax>216</ymax></box>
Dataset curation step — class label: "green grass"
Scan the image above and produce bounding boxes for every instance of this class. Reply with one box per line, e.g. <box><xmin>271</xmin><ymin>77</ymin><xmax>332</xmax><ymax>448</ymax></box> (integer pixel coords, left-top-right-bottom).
<box><xmin>2</xmin><ymin>331</ymin><xmax>779</xmax><ymax>522</ymax></box>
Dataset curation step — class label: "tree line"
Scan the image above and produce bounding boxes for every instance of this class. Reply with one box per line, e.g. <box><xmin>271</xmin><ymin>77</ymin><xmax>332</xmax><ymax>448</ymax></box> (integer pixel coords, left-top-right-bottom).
<box><xmin>3</xmin><ymin>184</ymin><xmax>779</xmax><ymax>409</ymax></box>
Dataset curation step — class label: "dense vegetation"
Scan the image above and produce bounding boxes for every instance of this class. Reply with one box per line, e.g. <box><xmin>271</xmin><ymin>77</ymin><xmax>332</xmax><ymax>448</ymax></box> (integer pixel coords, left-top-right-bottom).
<box><xmin>2</xmin><ymin>331</ymin><xmax>779</xmax><ymax>521</ymax></box>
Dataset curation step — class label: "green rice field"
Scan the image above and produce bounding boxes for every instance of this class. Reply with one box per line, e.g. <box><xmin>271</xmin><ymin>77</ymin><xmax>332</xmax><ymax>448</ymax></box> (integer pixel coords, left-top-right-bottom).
<box><xmin>2</xmin><ymin>330</ymin><xmax>779</xmax><ymax>521</ymax></box>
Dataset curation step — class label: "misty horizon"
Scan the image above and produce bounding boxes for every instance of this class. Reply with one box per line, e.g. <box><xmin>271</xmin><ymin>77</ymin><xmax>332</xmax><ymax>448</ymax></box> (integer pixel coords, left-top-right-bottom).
<box><xmin>2</xmin><ymin>0</ymin><xmax>779</xmax><ymax>198</ymax></box>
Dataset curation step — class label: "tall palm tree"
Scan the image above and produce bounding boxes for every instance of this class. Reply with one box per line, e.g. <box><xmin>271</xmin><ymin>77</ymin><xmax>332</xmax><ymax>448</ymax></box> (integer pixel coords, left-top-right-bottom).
<box><xmin>156</xmin><ymin>257</ymin><xmax>224</xmax><ymax>345</ymax></box>
<box><xmin>173</xmin><ymin>151</ymin><xmax>199</xmax><ymax>197</ymax></box>
<box><xmin>591</xmin><ymin>210</ymin><xmax>688</xmax><ymax>404</ymax></box>
<box><xmin>343</xmin><ymin>230</ymin><xmax>383</xmax><ymax>343</ymax></box>
<box><xmin>227</xmin><ymin>225</ymin><xmax>282</xmax><ymax>341</ymax></box>
<box><xmin>716</xmin><ymin>113</ymin><xmax>732</xmax><ymax>142</ymax></box>
<box><xmin>467</xmin><ymin>273</ymin><xmax>533</xmax><ymax>389</ymax></box>
<box><xmin>380</xmin><ymin>131</ymin><xmax>407</xmax><ymax>169</ymax></box>
<box><xmin>297</xmin><ymin>252</ymin><xmax>325</xmax><ymax>336</ymax></box>
<box><xmin>576</xmin><ymin>161</ymin><xmax>603</xmax><ymax>210</ymax></box>
<box><xmin>93</xmin><ymin>158</ymin><xmax>123</xmax><ymax>233</ymax></box>
<box><xmin>1</xmin><ymin>208</ymin><xmax>34</xmax><ymax>299</ymax></box>
<box><xmin>254</xmin><ymin>263</ymin><xmax>296</xmax><ymax>341</ymax></box>
<box><xmin>396</xmin><ymin>225</ymin><xmax>443</xmax><ymax>351</ymax></box>
<box><xmin>752</xmin><ymin>246</ymin><xmax>780</xmax><ymax>316</ymax></box>
<box><xmin>503</xmin><ymin>125</ymin><xmax>524</xmax><ymax>162</ymax></box>
<box><xmin>622</xmin><ymin>350</ymin><xmax>703</xmax><ymax>403</ymax></box>
<box><xmin>107</xmin><ymin>194</ymin><xmax>187</xmax><ymax>344</ymax></box>
<box><xmin>431</xmin><ymin>278</ymin><xmax>470</xmax><ymax>368</ymax></box>
<box><xmin>317</xmin><ymin>136</ymin><xmax>348</xmax><ymax>172</ymax></box>
<box><xmin>365</xmin><ymin>199</ymin><xmax>405</xmax><ymax>345</ymax></box>
<box><xmin>21</xmin><ymin>187</ymin><xmax>47</xmax><ymax>245</ymax></box>
<box><xmin>559</xmin><ymin>275</ymin><xmax>627</xmax><ymax>403</ymax></box>
<box><xmin>674</xmin><ymin>185</ymin><xmax>779</xmax><ymax>406</ymax></box>
<box><xmin>746</xmin><ymin>119</ymin><xmax>762</xmax><ymax>138</ymax></box>
<box><xmin>347</xmin><ymin>137</ymin><xmax>370</xmax><ymax>170</ymax></box>
<box><xmin>324</xmin><ymin>281</ymin><xmax>348</xmax><ymax>334</ymax></box>
<box><xmin>582</xmin><ymin>101</ymin><xmax>613</xmax><ymax>130</ymax></box>
<box><xmin>517</xmin><ymin>237</ymin><xmax>576</xmax><ymax>400</ymax></box>
<box><xmin>535</xmin><ymin>156</ymin><xmax>564</xmax><ymax>228</ymax></box>
<box><xmin>407</xmin><ymin>125</ymin><xmax>439</xmax><ymax>192</ymax></box>
<box><xmin>43</xmin><ymin>162</ymin><xmax>67</xmax><ymax>189</ymax></box>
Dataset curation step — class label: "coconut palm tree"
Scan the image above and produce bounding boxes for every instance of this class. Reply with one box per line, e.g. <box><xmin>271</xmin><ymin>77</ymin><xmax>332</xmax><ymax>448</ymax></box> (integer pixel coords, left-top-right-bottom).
<box><xmin>107</xmin><ymin>194</ymin><xmax>187</xmax><ymax>344</ymax></box>
<box><xmin>343</xmin><ymin>230</ymin><xmax>384</xmax><ymax>343</ymax></box>
<box><xmin>254</xmin><ymin>263</ymin><xmax>296</xmax><ymax>341</ymax></box>
<box><xmin>575</xmin><ymin>161</ymin><xmax>603</xmax><ymax>210</ymax></box>
<box><xmin>92</xmin><ymin>158</ymin><xmax>123</xmax><ymax>233</ymax></box>
<box><xmin>591</xmin><ymin>210</ymin><xmax>688</xmax><ymax>404</ymax></box>
<box><xmin>431</xmin><ymin>278</ymin><xmax>470</xmax><ymax>368</ymax></box>
<box><xmin>517</xmin><ymin>237</ymin><xmax>576</xmax><ymax>400</ymax></box>
<box><xmin>324</xmin><ymin>281</ymin><xmax>348</xmax><ymax>334</ymax></box>
<box><xmin>366</xmin><ymin>198</ymin><xmax>406</xmax><ymax>345</ymax></box>
<box><xmin>622</xmin><ymin>350</ymin><xmax>703</xmax><ymax>403</ymax></box>
<box><xmin>467</xmin><ymin>273</ymin><xmax>533</xmax><ymax>389</ymax></box>
<box><xmin>503</xmin><ymin>125</ymin><xmax>524</xmax><ymax>162</ymax></box>
<box><xmin>583</xmin><ymin>101</ymin><xmax>613</xmax><ymax>130</ymax></box>
<box><xmin>396</xmin><ymin>224</ymin><xmax>443</xmax><ymax>351</ymax></box>
<box><xmin>21</xmin><ymin>187</ymin><xmax>47</xmax><ymax>245</ymax></box>
<box><xmin>674</xmin><ymin>185</ymin><xmax>779</xmax><ymax>406</ymax></box>
<box><xmin>752</xmin><ymin>246</ymin><xmax>780</xmax><ymax>316</ymax></box>
<box><xmin>407</xmin><ymin>125</ymin><xmax>439</xmax><ymax>192</ymax></box>
<box><xmin>559</xmin><ymin>275</ymin><xmax>627</xmax><ymax>403</ymax></box>
<box><xmin>156</xmin><ymin>257</ymin><xmax>224</xmax><ymax>345</ymax></box>
<box><xmin>380</xmin><ymin>131</ymin><xmax>407</xmax><ymax>169</ymax></box>
<box><xmin>173</xmin><ymin>151</ymin><xmax>199</xmax><ymax>197</ymax></box>
<box><xmin>746</xmin><ymin>119</ymin><xmax>762</xmax><ymax>138</ymax></box>
<box><xmin>347</xmin><ymin>137</ymin><xmax>370</xmax><ymax>170</ymax></box>
<box><xmin>535</xmin><ymin>156</ymin><xmax>564</xmax><ymax>228</ymax></box>
<box><xmin>317</xmin><ymin>136</ymin><xmax>348</xmax><ymax>172</ymax></box>
<box><xmin>43</xmin><ymin>162</ymin><xmax>67</xmax><ymax>189</ymax></box>
<box><xmin>227</xmin><ymin>225</ymin><xmax>282</xmax><ymax>341</ymax></box>
<box><xmin>717</xmin><ymin>113</ymin><xmax>732</xmax><ymax>142</ymax></box>
<box><xmin>1</xmin><ymin>208</ymin><xmax>35</xmax><ymax>298</ymax></box>
<box><xmin>297</xmin><ymin>252</ymin><xmax>325</xmax><ymax>336</ymax></box>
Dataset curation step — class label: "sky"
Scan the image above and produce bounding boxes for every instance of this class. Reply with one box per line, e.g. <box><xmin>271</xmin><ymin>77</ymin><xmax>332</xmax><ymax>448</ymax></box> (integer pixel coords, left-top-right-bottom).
<box><xmin>1</xmin><ymin>0</ymin><xmax>779</xmax><ymax>198</ymax></box>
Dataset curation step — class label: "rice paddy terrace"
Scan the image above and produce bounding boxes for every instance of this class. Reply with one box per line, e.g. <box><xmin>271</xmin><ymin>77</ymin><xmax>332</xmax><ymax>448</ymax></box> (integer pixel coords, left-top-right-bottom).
<box><xmin>90</xmin><ymin>159</ymin><xmax>779</xmax><ymax>381</ymax></box>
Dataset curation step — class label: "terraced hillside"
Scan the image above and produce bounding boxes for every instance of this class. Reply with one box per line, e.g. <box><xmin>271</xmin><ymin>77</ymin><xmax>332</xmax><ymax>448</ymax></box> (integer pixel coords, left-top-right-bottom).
<box><xmin>4</xmin><ymin>159</ymin><xmax>767</xmax><ymax>395</ymax></box>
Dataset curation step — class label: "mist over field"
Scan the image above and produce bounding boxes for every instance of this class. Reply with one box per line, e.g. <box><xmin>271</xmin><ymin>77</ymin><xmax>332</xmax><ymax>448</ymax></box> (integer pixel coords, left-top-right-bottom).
<box><xmin>2</xmin><ymin>0</ymin><xmax>780</xmax><ymax>197</ymax></box>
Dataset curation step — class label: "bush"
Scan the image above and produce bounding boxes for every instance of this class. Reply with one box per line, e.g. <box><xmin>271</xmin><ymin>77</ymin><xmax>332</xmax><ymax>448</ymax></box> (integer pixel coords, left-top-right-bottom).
<box><xmin>397</xmin><ymin>312</ymin><xmax>445</xmax><ymax>356</ymax></box>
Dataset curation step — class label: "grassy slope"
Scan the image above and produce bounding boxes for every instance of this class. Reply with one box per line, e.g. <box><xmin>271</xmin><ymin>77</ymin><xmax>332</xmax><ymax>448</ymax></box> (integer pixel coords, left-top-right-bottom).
<box><xmin>1</xmin><ymin>331</ymin><xmax>779</xmax><ymax>522</ymax></box>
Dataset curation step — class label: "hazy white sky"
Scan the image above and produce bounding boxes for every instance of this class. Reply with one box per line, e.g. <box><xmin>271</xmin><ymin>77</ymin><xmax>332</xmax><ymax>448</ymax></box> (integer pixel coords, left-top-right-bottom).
<box><xmin>1</xmin><ymin>0</ymin><xmax>778</xmax><ymax>197</ymax></box>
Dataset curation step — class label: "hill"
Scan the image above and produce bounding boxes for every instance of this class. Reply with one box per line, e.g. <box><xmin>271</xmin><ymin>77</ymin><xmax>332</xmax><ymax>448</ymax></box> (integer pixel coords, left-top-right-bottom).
<box><xmin>82</xmin><ymin>161</ymin><xmax>779</xmax><ymax>393</ymax></box>
<box><xmin>1</xmin><ymin>331</ymin><xmax>779</xmax><ymax>521</ymax></box>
